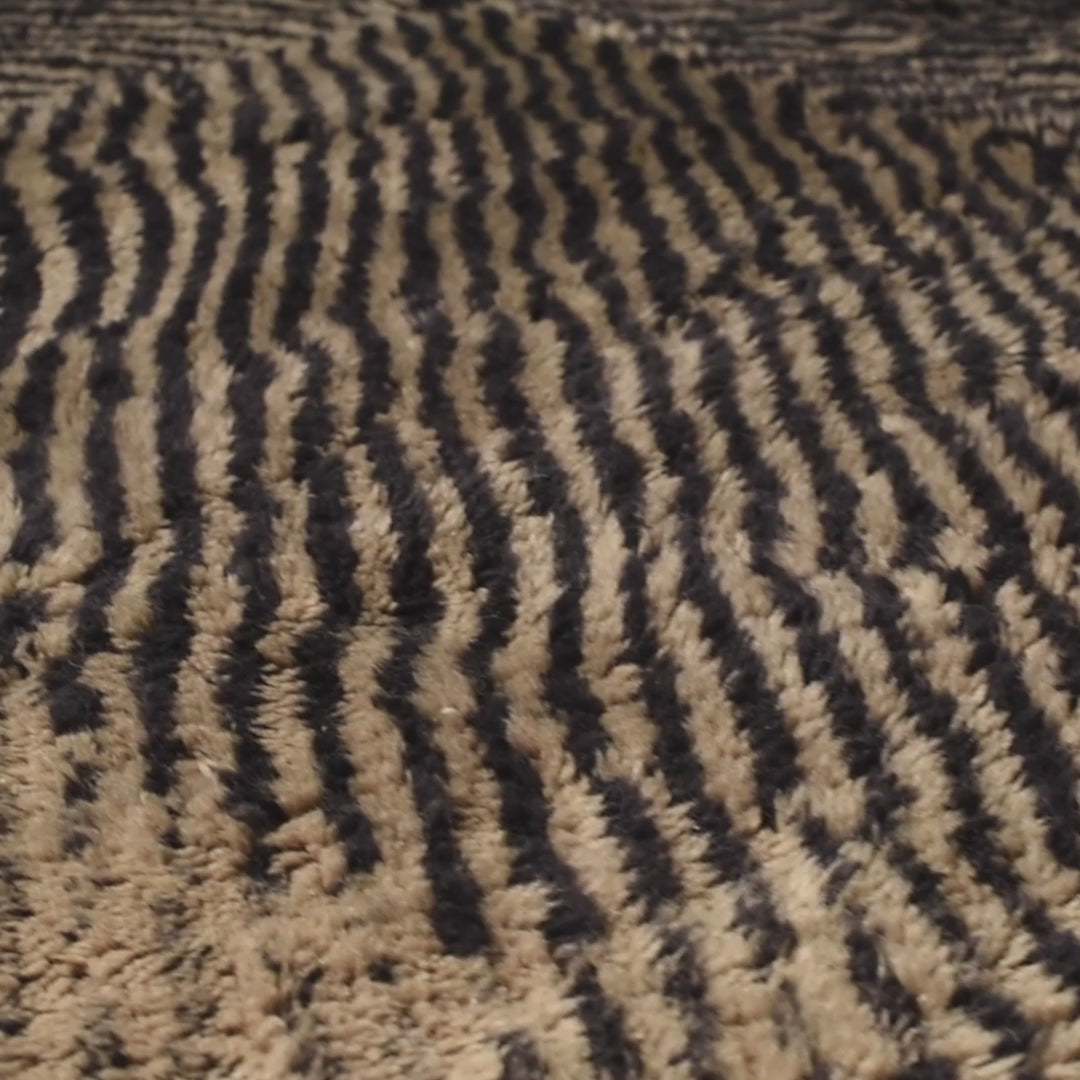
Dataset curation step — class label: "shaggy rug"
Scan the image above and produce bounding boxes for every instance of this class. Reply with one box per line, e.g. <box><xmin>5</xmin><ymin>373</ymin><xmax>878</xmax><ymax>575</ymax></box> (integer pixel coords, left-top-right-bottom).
<box><xmin>4</xmin><ymin>1</ymin><xmax>1080</xmax><ymax>1077</ymax></box>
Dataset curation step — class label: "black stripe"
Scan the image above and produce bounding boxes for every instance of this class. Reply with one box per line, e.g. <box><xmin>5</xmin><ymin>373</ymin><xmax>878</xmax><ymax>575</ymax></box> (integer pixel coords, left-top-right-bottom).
<box><xmin>441</xmin><ymin>101</ymin><xmax>686</xmax><ymax>922</ymax></box>
<box><xmin>5</xmin><ymin>92</ymin><xmax>100</xmax><ymax>570</ymax></box>
<box><xmin>7</xmin><ymin>342</ymin><xmax>65</xmax><ymax>569</ymax></box>
<box><xmin>357</xmin><ymin>23</ymin><xmax>418</xmax><ymax>126</ymax></box>
<box><xmin>0</xmin><ymin>591</ymin><xmax>44</xmax><ymax>678</ymax></box>
<box><xmin>131</xmin><ymin>75</ymin><xmax>218</xmax><ymax>798</ymax></box>
<box><xmin>891</xmin><ymin>118</ymin><xmax>1080</xmax><ymax>706</ymax></box>
<box><xmin>846</xmin><ymin>925</ymin><xmax>924</xmax><ymax>1037</ymax></box>
<box><xmin>775</xmin><ymin>82</ymin><xmax>1080</xmax><ymax>991</ymax></box>
<box><xmin>213</xmin><ymin>60</ymin><xmax>290</xmax><ymax>878</ymax></box>
<box><xmin>658</xmin><ymin>929</ymin><xmax>726</xmax><ymax>1080</ymax></box>
<box><xmin>478</xmin><ymin>6</ymin><xmax>646</xmax><ymax>546</ymax></box>
<box><xmin>100</xmin><ymin>82</ymin><xmax>173</xmax><ymax>321</ymax></box>
<box><xmin>780</xmin><ymin>86</ymin><xmax>1080</xmax><ymax>985</ymax></box>
<box><xmin>470</xmin><ymin>5</ymin><xmax>796</xmax><ymax>963</ymax></box>
<box><xmin>538</xmin><ymin>20</ymin><xmax>689</xmax><ymax>324</ymax></box>
<box><xmin>449</xmin><ymin>96</ymin><xmax>712</xmax><ymax>1013</ymax></box>
<box><xmin>271</xmin><ymin>55</ymin><xmax>328</xmax><ymax>344</ymax></box>
<box><xmin>690</xmin><ymin>309</ymin><xmax>909</xmax><ymax>813</ymax></box>
<box><xmin>885</xmin><ymin>839</ymin><xmax>970</xmax><ymax>949</ymax></box>
<box><xmin>0</xmin><ymin>109</ymin><xmax>40</xmax><ymax>375</ymax></box>
<box><xmin>408</xmin><ymin>19</ymin><xmax>682</xmax><ymax>938</ymax></box>
<box><xmin>572</xmin><ymin>962</ymin><xmax>644</xmax><ymax>1080</ymax></box>
<box><xmin>404</xmin><ymin>113</ymin><xmax>606</xmax><ymax>946</ymax></box>
<box><xmin>320</xmin><ymin>39</ymin><xmax>491</xmax><ymax>958</ymax></box>
<box><xmin>47</xmin><ymin>86</ymin><xmax>111</xmax><ymax>333</ymax></box>
<box><xmin>0</xmin><ymin>849</ymin><xmax>31</xmax><ymax>1037</ymax></box>
<box><xmin>844</xmin><ymin>111</ymin><xmax>1080</xmax><ymax>874</ymax></box>
<box><xmin>598</xmin><ymin>48</ymin><xmax>1054</xmax><ymax>1048</ymax></box>
<box><xmin>396</xmin><ymin>13</ymin><xmax>467</xmax><ymax>120</ymax></box>
<box><xmin>499</xmin><ymin>1032</ymin><xmax>548</xmax><ymax>1080</ymax></box>
<box><xmin>45</xmin><ymin>84</ymin><xmax>160</xmax><ymax>744</ymax></box>
<box><xmin>618</xmin><ymin>552</ymin><xmax>797</xmax><ymax>969</ymax></box>
<box><xmin>290</xmin><ymin>361</ymin><xmax>382</xmax><ymax>876</ymax></box>
<box><xmin>536</xmin><ymin>35</ymin><xmax>812</xmax><ymax>825</ymax></box>
<box><xmin>435</xmin><ymin>12</ymin><xmax>680</xmax><ymax>1066</ymax></box>
<box><xmin>618</xmin><ymin>62</ymin><xmax>914</xmax><ymax>840</ymax></box>
<box><xmin>603</xmin><ymin>37</ymin><xmax>963</xmax><ymax>963</ymax></box>
<box><xmin>276</xmin><ymin>55</ymin><xmax>382</xmax><ymax>877</ymax></box>
<box><xmin>949</xmin><ymin>983</ymin><xmax>1038</xmax><ymax>1059</ymax></box>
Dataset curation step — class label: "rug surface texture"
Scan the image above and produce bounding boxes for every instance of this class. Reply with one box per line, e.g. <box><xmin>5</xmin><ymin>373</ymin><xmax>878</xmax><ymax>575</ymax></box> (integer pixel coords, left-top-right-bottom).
<box><xmin>5</xmin><ymin>2</ymin><xmax>1080</xmax><ymax>1078</ymax></box>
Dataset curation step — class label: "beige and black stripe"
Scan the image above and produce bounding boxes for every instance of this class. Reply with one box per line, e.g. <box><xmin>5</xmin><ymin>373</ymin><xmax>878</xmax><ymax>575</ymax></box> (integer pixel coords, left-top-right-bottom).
<box><xmin>4</xmin><ymin>1</ymin><xmax>1080</xmax><ymax>1078</ymax></box>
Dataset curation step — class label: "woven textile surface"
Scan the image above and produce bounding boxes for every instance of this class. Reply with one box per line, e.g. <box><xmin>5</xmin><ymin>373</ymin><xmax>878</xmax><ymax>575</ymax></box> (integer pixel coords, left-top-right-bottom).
<box><xmin>5</xmin><ymin>1</ymin><xmax>1080</xmax><ymax>1077</ymax></box>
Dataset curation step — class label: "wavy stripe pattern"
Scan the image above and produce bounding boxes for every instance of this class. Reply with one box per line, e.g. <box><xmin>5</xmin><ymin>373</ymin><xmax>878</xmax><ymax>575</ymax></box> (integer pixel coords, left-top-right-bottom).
<box><xmin>4</xmin><ymin>2</ymin><xmax>1080</xmax><ymax>1078</ymax></box>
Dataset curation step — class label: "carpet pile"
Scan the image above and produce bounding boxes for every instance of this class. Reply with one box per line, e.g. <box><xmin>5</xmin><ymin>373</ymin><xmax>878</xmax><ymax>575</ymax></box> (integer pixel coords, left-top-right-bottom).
<box><xmin>4</xmin><ymin>2</ymin><xmax>1080</xmax><ymax>1078</ymax></box>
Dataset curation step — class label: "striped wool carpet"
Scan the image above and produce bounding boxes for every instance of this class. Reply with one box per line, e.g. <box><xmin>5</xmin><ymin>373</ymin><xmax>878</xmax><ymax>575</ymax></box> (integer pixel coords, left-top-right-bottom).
<box><xmin>4</xmin><ymin>2</ymin><xmax>1080</xmax><ymax>1078</ymax></box>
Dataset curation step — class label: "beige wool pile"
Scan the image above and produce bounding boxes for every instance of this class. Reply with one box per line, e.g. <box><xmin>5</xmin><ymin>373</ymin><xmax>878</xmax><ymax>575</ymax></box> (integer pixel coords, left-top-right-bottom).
<box><xmin>3</xmin><ymin>2</ymin><xmax>1080</xmax><ymax>1078</ymax></box>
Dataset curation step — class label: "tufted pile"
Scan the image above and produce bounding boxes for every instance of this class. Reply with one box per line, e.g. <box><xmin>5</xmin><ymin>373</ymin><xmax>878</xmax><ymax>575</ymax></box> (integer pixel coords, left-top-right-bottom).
<box><xmin>4</xmin><ymin>2</ymin><xmax>1080</xmax><ymax>1078</ymax></box>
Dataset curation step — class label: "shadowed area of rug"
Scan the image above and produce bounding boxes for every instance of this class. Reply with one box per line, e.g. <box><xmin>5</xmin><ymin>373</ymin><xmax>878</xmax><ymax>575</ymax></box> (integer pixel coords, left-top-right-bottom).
<box><xmin>3</xmin><ymin>2</ymin><xmax>1080</xmax><ymax>1078</ymax></box>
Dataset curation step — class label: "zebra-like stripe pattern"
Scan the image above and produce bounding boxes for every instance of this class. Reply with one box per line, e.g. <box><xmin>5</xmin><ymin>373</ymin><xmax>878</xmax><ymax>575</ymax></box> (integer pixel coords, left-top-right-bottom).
<box><xmin>3</xmin><ymin>2</ymin><xmax>1080</xmax><ymax>1078</ymax></box>
<box><xmin>5</xmin><ymin>0</ymin><xmax>1080</xmax><ymax>113</ymax></box>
